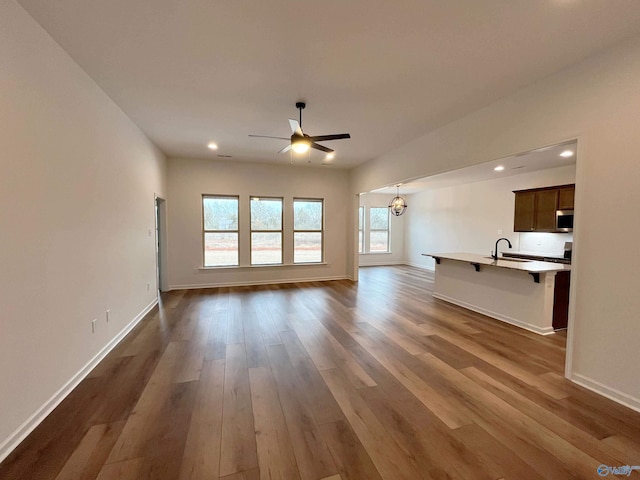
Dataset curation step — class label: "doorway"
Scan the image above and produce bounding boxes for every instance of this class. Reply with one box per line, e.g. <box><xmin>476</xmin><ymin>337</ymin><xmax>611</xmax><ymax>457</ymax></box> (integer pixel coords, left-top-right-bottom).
<box><xmin>155</xmin><ymin>196</ymin><xmax>168</xmax><ymax>293</ymax></box>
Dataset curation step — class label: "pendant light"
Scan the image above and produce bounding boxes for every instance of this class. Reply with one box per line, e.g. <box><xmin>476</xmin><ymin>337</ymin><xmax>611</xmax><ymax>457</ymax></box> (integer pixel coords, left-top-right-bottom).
<box><xmin>389</xmin><ymin>185</ymin><xmax>407</xmax><ymax>216</ymax></box>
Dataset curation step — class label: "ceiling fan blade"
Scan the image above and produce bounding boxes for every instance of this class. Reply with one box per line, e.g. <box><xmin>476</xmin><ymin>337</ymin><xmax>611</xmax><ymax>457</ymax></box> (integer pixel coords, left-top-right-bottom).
<box><xmin>288</xmin><ymin>119</ymin><xmax>303</xmax><ymax>136</ymax></box>
<box><xmin>310</xmin><ymin>143</ymin><xmax>334</xmax><ymax>153</ymax></box>
<box><xmin>306</xmin><ymin>133</ymin><xmax>351</xmax><ymax>142</ymax></box>
<box><xmin>248</xmin><ymin>135</ymin><xmax>289</xmax><ymax>140</ymax></box>
<box><xmin>278</xmin><ymin>144</ymin><xmax>292</xmax><ymax>154</ymax></box>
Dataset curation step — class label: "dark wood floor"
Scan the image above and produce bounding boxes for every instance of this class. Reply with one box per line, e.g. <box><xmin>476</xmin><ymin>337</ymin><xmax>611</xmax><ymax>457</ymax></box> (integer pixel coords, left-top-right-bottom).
<box><xmin>3</xmin><ymin>266</ymin><xmax>640</xmax><ymax>480</ymax></box>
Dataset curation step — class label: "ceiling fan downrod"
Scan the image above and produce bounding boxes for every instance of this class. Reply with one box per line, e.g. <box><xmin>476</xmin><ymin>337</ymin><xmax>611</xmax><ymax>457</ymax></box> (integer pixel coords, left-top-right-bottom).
<box><xmin>296</xmin><ymin>101</ymin><xmax>305</xmax><ymax>129</ymax></box>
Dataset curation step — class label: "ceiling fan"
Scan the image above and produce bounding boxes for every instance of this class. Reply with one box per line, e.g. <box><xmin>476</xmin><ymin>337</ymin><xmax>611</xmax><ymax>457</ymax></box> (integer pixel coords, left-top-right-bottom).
<box><xmin>249</xmin><ymin>102</ymin><xmax>350</xmax><ymax>155</ymax></box>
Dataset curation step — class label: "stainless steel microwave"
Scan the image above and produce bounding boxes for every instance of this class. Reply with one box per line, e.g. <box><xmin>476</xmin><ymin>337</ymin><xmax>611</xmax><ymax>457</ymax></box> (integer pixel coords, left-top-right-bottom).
<box><xmin>556</xmin><ymin>210</ymin><xmax>574</xmax><ymax>231</ymax></box>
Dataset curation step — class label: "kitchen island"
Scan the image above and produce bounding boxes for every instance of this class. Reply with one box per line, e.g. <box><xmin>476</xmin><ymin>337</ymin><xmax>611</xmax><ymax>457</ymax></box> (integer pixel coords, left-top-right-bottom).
<box><xmin>423</xmin><ymin>253</ymin><xmax>571</xmax><ymax>335</ymax></box>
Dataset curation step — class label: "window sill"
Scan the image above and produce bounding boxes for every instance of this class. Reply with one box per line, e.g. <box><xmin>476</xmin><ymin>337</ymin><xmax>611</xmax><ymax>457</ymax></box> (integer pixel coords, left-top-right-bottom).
<box><xmin>359</xmin><ymin>252</ymin><xmax>392</xmax><ymax>255</ymax></box>
<box><xmin>199</xmin><ymin>262</ymin><xmax>329</xmax><ymax>271</ymax></box>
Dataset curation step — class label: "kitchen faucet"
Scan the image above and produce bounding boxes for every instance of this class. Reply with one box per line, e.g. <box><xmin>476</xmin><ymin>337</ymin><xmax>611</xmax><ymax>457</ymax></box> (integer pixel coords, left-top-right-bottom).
<box><xmin>492</xmin><ymin>238</ymin><xmax>512</xmax><ymax>260</ymax></box>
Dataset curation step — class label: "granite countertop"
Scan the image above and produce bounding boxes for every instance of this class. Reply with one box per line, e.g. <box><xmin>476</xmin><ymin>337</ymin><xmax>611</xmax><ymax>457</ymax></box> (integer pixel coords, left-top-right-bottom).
<box><xmin>422</xmin><ymin>252</ymin><xmax>571</xmax><ymax>273</ymax></box>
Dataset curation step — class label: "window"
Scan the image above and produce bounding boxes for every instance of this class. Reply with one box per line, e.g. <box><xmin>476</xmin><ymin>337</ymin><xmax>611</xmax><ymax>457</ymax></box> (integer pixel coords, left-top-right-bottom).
<box><xmin>369</xmin><ymin>207</ymin><xmax>390</xmax><ymax>252</ymax></box>
<box><xmin>358</xmin><ymin>206</ymin><xmax>364</xmax><ymax>253</ymax></box>
<box><xmin>293</xmin><ymin>198</ymin><xmax>323</xmax><ymax>263</ymax></box>
<box><xmin>250</xmin><ymin>197</ymin><xmax>283</xmax><ymax>265</ymax></box>
<box><xmin>203</xmin><ymin>195</ymin><xmax>239</xmax><ymax>266</ymax></box>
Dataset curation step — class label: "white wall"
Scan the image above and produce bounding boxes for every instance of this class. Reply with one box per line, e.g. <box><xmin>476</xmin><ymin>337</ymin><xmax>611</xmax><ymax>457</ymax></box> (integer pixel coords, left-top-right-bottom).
<box><xmin>351</xmin><ymin>33</ymin><xmax>640</xmax><ymax>411</ymax></box>
<box><xmin>167</xmin><ymin>158</ymin><xmax>350</xmax><ymax>288</ymax></box>
<box><xmin>406</xmin><ymin>165</ymin><xmax>575</xmax><ymax>270</ymax></box>
<box><xmin>0</xmin><ymin>1</ymin><xmax>166</xmax><ymax>460</ymax></box>
<box><xmin>358</xmin><ymin>193</ymin><xmax>405</xmax><ymax>266</ymax></box>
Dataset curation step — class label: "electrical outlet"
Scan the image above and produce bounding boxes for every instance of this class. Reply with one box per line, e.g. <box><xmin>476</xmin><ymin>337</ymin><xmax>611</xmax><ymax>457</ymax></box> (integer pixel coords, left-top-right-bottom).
<box><xmin>497</xmin><ymin>229</ymin><xmax>503</xmax><ymax>235</ymax></box>
<box><xmin>106</xmin><ymin>309</ymin><xmax>110</xmax><ymax>322</ymax></box>
<box><xmin>91</xmin><ymin>319</ymin><xmax>97</xmax><ymax>334</ymax></box>
<box><xmin>146</xmin><ymin>283</ymin><xmax>150</xmax><ymax>291</ymax></box>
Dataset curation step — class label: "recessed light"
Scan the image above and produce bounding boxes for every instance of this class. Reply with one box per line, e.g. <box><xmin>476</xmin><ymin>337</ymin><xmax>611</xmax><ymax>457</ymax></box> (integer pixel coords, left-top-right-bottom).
<box><xmin>560</xmin><ymin>150</ymin><xmax>574</xmax><ymax>158</ymax></box>
<box><xmin>207</xmin><ymin>142</ymin><xmax>218</xmax><ymax>150</ymax></box>
<box><xmin>325</xmin><ymin>153</ymin><xmax>335</xmax><ymax>160</ymax></box>
<box><xmin>494</xmin><ymin>165</ymin><xmax>505</xmax><ymax>172</ymax></box>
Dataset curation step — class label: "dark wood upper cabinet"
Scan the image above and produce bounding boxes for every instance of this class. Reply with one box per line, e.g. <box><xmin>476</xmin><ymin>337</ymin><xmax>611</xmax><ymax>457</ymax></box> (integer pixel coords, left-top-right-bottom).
<box><xmin>558</xmin><ymin>186</ymin><xmax>575</xmax><ymax>210</ymax></box>
<box><xmin>514</xmin><ymin>191</ymin><xmax>536</xmax><ymax>231</ymax></box>
<box><xmin>535</xmin><ymin>189</ymin><xmax>559</xmax><ymax>231</ymax></box>
<box><xmin>513</xmin><ymin>184</ymin><xmax>575</xmax><ymax>232</ymax></box>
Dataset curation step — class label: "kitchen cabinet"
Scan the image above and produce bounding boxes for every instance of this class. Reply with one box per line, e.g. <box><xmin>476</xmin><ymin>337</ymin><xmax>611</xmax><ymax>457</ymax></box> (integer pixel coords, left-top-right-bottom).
<box><xmin>513</xmin><ymin>184</ymin><xmax>574</xmax><ymax>232</ymax></box>
<box><xmin>552</xmin><ymin>271</ymin><xmax>571</xmax><ymax>330</ymax></box>
<box><xmin>558</xmin><ymin>185</ymin><xmax>575</xmax><ymax>210</ymax></box>
<box><xmin>535</xmin><ymin>189</ymin><xmax>559</xmax><ymax>231</ymax></box>
<box><xmin>513</xmin><ymin>191</ymin><xmax>535</xmax><ymax>231</ymax></box>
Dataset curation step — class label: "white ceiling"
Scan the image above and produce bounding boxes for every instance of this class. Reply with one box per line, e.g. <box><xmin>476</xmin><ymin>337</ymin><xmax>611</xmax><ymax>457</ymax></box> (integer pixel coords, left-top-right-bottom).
<box><xmin>17</xmin><ymin>0</ymin><xmax>640</xmax><ymax>168</ymax></box>
<box><xmin>369</xmin><ymin>141</ymin><xmax>577</xmax><ymax>195</ymax></box>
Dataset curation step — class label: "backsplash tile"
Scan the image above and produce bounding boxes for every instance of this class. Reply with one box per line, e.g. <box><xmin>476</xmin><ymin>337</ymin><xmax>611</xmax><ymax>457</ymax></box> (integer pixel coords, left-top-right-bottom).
<box><xmin>519</xmin><ymin>232</ymin><xmax>573</xmax><ymax>255</ymax></box>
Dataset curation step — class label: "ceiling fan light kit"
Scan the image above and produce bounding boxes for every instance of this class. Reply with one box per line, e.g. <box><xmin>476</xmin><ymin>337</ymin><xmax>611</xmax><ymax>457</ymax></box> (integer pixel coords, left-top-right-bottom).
<box><xmin>291</xmin><ymin>138</ymin><xmax>311</xmax><ymax>154</ymax></box>
<box><xmin>249</xmin><ymin>102</ymin><xmax>350</xmax><ymax>161</ymax></box>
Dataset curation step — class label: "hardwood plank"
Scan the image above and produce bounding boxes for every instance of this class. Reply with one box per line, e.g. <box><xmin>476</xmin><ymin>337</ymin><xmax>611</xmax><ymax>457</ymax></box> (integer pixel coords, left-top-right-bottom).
<box><xmin>206</xmin><ymin>310</ymin><xmax>230</xmax><ymax>362</ymax></box>
<box><xmin>242</xmin><ymin>306</ymin><xmax>271</xmax><ymax>368</ymax></box>
<box><xmin>175</xmin><ymin>313</ymin><xmax>212</xmax><ymax>383</ymax></box>
<box><xmin>318</xmin><ymin>420</ymin><xmax>382</xmax><ymax>480</ymax></box>
<box><xmin>136</xmin><ymin>380</ymin><xmax>198</xmax><ymax>480</ymax></box>
<box><xmin>461</xmin><ymin>366</ymin><xmax>632</xmax><ymax>464</ymax></box>
<box><xmin>54</xmin><ymin>421</ymin><xmax>125</xmax><ymax>480</ymax></box>
<box><xmin>453</xmin><ymin>423</ymin><xmax>545</xmax><ymax>480</ymax></box>
<box><xmin>266</xmin><ymin>344</ymin><xmax>338</xmax><ymax>480</ymax></box>
<box><xmin>350</xmin><ymin>329</ymin><xmax>473</xmax><ymax>429</ymax></box>
<box><xmin>248</xmin><ymin>367</ymin><xmax>301</xmax><ymax>480</ymax></box>
<box><xmin>319</xmin><ymin>367</ymin><xmax>424</xmax><ymax>480</ymax></box>
<box><xmin>219</xmin><ymin>343</ymin><xmax>259</xmax><ymax>477</ymax></box>
<box><xmin>602</xmin><ymin>434</ymin><xmax>640</xmax><ymax>460</ymax></box>
<box><xmin>219</xmin><ymin>468</ymin><xmax>260</xmax><ymax>480</ymax></box>
<box><xmin>419</xmin><ymin>353</ymin><xmax>599</xmax><ymax>479</ymax></box>
<box><xmin>278</xmin><ymin>330</ymin><xmax>345</xmax><ymax>424</ymax></box>
<box><xmin>286</xmin><ymin>308</ymin><xmax>338</xmax><ymax>371</ymax></box>
<box><xmin>286</xmin><ymin>314</ymin><xmax>376</xmax><ymax>389</ymax></box>
<box><xmin>95</xmin><ymin>458</ymin><xmax>144</xmax><ymax>480</ymax></box>
<box><xmin>179</xmin><ymin>359</ymin><xmax>225</xmax><ymax>480</ymax></box>
<box><xmin>107</xmin><ymin>341</ymin><xmax>187</xmax><ymax>463</ymax></box>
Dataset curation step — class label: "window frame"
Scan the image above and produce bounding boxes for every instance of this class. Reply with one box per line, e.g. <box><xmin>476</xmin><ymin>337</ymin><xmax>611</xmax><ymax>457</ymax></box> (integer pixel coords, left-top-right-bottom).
<box><xmin>202</xmin><ymin>194</ymin><xmax>240</xmax><ymax>267</ymax></box>
<box><xmin>368</xmin><ymin>206</ymin><xmax>391</xmax><ymax>253</ymax></box>
<box><xmin>293</xmin><ymin>197</ymin><xmax>324</xmax><ymax>264</ymax></box>
<box><xmin>249</xmin><ymin>196</ymin><xmax>284</xmax><ymax>265</ymax></box>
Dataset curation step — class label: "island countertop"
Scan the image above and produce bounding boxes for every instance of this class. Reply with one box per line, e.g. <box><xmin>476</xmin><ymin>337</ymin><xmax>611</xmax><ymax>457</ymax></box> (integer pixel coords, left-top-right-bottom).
<box><xmin>422</xmin><ymin>252</ymin><xmax>571</xmax><ymax>273</ymax></box>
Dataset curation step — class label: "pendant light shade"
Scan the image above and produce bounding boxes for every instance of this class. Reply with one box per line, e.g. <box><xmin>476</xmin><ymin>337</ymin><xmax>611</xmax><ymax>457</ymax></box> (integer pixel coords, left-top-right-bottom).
<box><xmin>389</xmin><ymin>185</ymin><xmax>407</xmax><ymax>216</ymax></box>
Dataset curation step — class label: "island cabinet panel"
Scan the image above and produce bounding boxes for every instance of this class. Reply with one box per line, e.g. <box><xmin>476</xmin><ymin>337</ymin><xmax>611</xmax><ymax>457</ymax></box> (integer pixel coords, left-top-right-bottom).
<box><xmin>514</xmin><ymin>191</ymin><xmax>536</xmax><ymax>231</ymax></box>
<box><xmin>513</xmin><ymin>183</ymin><xmax>574</xmax><ymax>232</ymax></box>
<box><xmin>552</xmin><ymin>271</ymin><xmax>571</xmax><ymax>330</ymax></box>
<box><xmin>558</xmin><ymin>186</ymin><xmax>575</xmax><ymax>210</ymax></box>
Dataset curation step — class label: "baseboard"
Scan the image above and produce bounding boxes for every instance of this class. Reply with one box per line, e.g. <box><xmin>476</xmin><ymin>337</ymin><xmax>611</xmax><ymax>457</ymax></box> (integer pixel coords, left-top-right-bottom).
<box><xmin>359</xmin><ymin>260</ymin><xmax>406</xmax><ymax>267</ymax></box>
<box><xmin>168</xmin><ymin>275</ymin><xmax>349</xmax><ymax>290</ymax></box>
<box><xmin>405</xmin><ymin>261</ymin><xmax>434</xmax><ymax>271</ymax></box>
<box><xmin>570</xmin><ymin>373</ymin><xmax>640</xmax><ymax>414</ymax></box>
<box><xmin>0</xmin><ymin>298</ymin><xmax>158</xmax><ymax>463</ymax></box>
<box><xmin>432</xmin><ymin>292</ymin><xmax>555</xmax><ymax>336</ymax></box>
